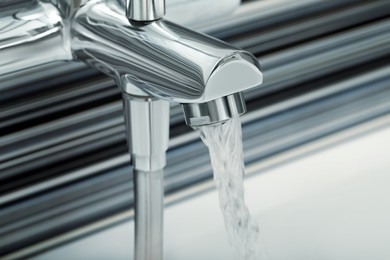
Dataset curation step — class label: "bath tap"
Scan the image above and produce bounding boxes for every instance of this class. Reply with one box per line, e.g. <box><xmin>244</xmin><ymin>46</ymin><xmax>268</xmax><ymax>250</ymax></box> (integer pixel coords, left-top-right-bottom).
<box><xmin>0</xmin><ymin>0</ymin><xmax>262</xmax><ymax>259</ymax></box>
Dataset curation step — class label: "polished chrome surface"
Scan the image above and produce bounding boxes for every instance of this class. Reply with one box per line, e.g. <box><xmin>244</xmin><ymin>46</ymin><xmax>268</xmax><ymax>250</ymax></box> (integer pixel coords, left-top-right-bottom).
<box><xmin>123</xmin><ymin>94</ymin><xmax>170</xmax><ymax>172</ymax></box>
<box><xmin>182</xmin><ymin>92</ymin><xmax>246</xmax><ymax>127</ymax></box>
<box><xmin>126</xmin><ymin>0</ymin><xmax>165</xmax><ymax>21</ymax></box>
<box><xmin>1</xmin><ymin>2</ymin><xmax>261</xmax><ymax>259</ymax></box>
<box><xmin>0</xmin><ymin>1</ymin><xmax>70</xmax><ymax>75</ymax></box>
<box><xmin>0</xmin><ymin>0</ymin><xmax>243</xmax><ymax>78</ymax></box>
<box><xmin>134</xmin><ymin>169</ymin><xmax>164</xmax><ymax>260</ymax></box>
<box><xmin>72</xmin><ymin>1</ymin><xmax>262</xmax><ymax>103</ymax></box>
<box><xmin>123</xmin><ymin>92</ymin><xmax>168</xmax><ymax>260</ymax></box>
<box><xmin>1</xmin><ymin>0</ymin><xmax>390</xmax><ymax>258</ymax></box>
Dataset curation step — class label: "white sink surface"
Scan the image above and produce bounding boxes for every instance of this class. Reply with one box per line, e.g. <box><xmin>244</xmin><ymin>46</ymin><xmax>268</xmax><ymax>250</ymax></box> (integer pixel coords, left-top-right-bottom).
<box><xmin>37</xmin><ymin>124</ymin><xmax>390</xmax><ymax>260</ymax></box>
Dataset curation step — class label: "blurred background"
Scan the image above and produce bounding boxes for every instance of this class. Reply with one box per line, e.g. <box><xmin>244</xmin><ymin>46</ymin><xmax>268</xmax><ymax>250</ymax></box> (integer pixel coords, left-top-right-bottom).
<box><xmin>1</xmin><ymin>0</ymin><xmax>390</xmax><ymax>258</ymax></box>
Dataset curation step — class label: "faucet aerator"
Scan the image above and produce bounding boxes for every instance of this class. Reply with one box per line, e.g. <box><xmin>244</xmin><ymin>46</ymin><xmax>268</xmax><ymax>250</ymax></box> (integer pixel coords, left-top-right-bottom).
<box><xmin>182</xmin><ymin>92</ymin><xmax>246</xmax><ymax>127</ymax></box>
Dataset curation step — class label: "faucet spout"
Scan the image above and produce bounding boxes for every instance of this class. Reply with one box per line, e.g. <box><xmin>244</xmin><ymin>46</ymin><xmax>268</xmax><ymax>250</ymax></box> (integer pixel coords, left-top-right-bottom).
<box><xmin>72</xmin><ymin>0</ymin><xmax>263</xmax><ymax>104</ymax></box>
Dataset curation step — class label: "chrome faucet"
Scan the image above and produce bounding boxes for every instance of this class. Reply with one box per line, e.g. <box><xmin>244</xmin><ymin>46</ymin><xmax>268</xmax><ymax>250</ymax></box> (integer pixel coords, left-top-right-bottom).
<box><xmin>0</xmin><ymin>0</ymin><xmax>262</xmax><ymax>259</ymax></box>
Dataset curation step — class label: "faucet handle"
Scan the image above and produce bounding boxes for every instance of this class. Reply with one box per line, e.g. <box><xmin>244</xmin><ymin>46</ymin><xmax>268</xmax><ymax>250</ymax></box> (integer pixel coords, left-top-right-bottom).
<box><xmin>126</xmin><ymin>0</ymin><xmax>165</xmax><ymax>21</ymax></box>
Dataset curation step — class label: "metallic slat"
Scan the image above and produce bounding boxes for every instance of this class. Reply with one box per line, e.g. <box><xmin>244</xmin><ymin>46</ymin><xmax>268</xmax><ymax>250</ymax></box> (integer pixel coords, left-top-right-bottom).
<box><xmin>0</xmin><ymin>78</ymin><xmax>116</xmax><ymax>130</ymax></box>
<box><xmin>197</xmin><ymin>0</ymin><xmax>358</xmax><ymax>35</ymax></box>
<box><xmin>0</xmin><ymin>103</ymin><xmax>122</xmax><ymax>162</ymax></box>
<box><xmin>232</xmin><ymin>0</ymin><xmax>390</xmax><ymax>54</ymax></box>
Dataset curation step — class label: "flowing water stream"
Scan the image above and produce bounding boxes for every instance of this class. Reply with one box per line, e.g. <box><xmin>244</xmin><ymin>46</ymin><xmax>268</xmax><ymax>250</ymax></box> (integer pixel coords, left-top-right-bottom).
<box><xmin>197</xmin><ymin>117</ymin><xmax>267</xmax><ymax>260</ymax></box>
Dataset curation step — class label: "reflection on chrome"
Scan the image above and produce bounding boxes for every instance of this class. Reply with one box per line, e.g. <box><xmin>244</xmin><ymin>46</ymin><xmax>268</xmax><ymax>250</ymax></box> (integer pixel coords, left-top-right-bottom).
<box><xmin>0</xmin><ymin>0</ymin><xmax>262</xmax><ymax>122</ymax></box>
<box><xmin>72</xmin><ymin>1</ymin><xmax>262</xmax><ymax>104</ymax></box>
<box><xmin>0</xmin><ymin>0</ymin><xmax>263</xmax><ymax>168</ymax></box>
<box><xmin>0</xmin><ymin>1</ymin><xmax>263</xmax><ymax>260</ymax></box>
<box><xmin>0</xmin><ymin>1</ymin><xmax>69</xmax><ymax>75</ymax></box>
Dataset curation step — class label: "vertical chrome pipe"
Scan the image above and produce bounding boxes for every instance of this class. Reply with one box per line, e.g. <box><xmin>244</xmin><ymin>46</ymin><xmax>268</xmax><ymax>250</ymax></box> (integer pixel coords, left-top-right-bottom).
<box><xmin>134</xmin><ymin>169</ymin><xmax>164</xmax><ymax>260</ymax></box>
<box><xmin>122</xmin><ymin>94</ymin><xmax>170</xmax><ymax>171</ymax></box>
<box><xmin>123</xmin><ymin>93</ymin><xmax>169</xmax><ymax>260</ymax></box>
